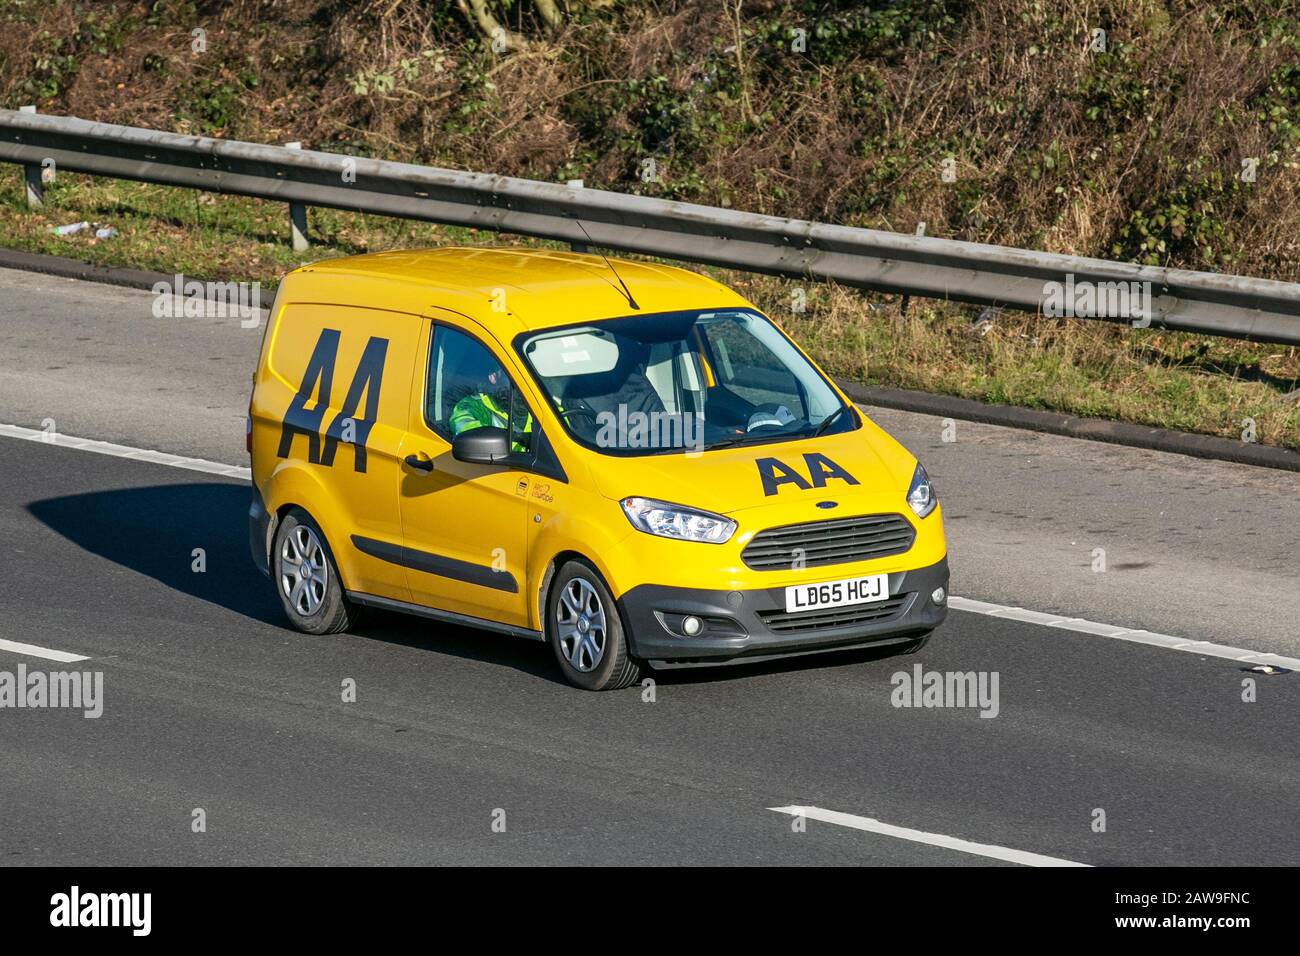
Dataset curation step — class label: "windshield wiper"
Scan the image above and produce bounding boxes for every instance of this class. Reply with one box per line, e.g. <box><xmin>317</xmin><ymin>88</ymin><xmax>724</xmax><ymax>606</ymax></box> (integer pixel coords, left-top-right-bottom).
<box><xmin>702</xmin><ymin>406</ymin><xmax>852</xmax><ymax>452</ymax></box>
<box><xmin>702</xmin><ymin>432</ymin><xmax>750</xmax><ymax>451</ymax></box>
<box><xmin>811</xmin><ymin>403</ymin><xmax>852</xmax><ymax>437</ymax></box>
<box><xmin>704</xmin><ymin>428</ymin><xmax>807</xmax><ymax>452</ymax></box>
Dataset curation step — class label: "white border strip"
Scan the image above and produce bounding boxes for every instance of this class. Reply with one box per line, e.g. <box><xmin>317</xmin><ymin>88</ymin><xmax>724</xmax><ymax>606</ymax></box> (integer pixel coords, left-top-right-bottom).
<box><xmin>0</xmin><ymin>638</ymin><xmax>90</xmax><ymax>663</ymax></box>
<box><xmin>770</xmin><ymin>806</ymin><xmax>1090</xmax><ymax>866</ymax></box>
<box><xmin>3</xmin><ymin>423</ymin><xmax>1295</xmax><ymax>672</ymax></box>
<box><xmin>947</xmin><ymin>596</ymin><xmax>1300</xmax><ymax>671</ymax></box>
<box><xmin>0</xmin><ymin>423</ymin><xmax>250</xmax><ymax>479</ymax></box>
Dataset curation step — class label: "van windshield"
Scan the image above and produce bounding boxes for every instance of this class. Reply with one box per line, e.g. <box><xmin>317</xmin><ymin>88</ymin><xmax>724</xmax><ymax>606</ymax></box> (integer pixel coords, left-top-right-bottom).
<box><xmin>515</xmin><ymin>309</ymin><xmax>855</xmax><ymax>456</ymax></box>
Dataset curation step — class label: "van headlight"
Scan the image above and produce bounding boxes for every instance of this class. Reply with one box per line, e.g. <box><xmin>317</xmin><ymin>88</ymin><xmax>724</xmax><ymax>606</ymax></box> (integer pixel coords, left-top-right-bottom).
<box><xmin>907</xmin><ymin>463</ymin><xmax>937</xmax><ymax>518</ymax></box>
<box><xmin>620</xmin><ymin>497</ymin><xmax>737</xmax><ymax>544</ymax></box>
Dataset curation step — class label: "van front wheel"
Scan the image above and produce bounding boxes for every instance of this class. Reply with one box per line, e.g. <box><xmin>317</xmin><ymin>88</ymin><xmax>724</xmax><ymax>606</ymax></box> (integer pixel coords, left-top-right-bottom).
<box><xmin>547</xmin><ymin>560</ymin><xmax>641</xmax><ymax>691</ymax></box>
<box><xmin>273</xmin><ymin>508</ymin><xmax>358</xmax><ymax>635</ymax></box>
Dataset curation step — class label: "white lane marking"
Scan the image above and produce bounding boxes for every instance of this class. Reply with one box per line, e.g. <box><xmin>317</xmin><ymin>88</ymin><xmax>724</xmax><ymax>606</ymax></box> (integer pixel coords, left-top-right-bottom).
<box><xmin>0</xmin><ymin>638</ymin><xmax>90</xmax><ymax>663</ymax></box>
<box><xmin>770</xmin><ymin>806</ymin><xmax>1090</xmax><ymax>867</ymax></box>
<box><xmin>0</xmin><ymin>423</ymin><xmax>250</xmax><ymax>480</ymax></box>
<box><xmin>4</xmin><ymin>422</ymin><xmax>1295</xmax><ymax>672</ymax></box>
<box><xmin>947</xmin><ymin>596</ymin><xmax>1300</xmax><ymax>671</ymax></box>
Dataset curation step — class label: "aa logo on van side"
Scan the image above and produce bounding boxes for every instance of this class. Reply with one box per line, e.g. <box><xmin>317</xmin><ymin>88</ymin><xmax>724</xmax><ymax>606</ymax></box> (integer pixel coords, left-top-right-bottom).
<box><xmin>278</xmin><ymin>328</ymin><xmax>388</xmax><ymax>473</ymax></box>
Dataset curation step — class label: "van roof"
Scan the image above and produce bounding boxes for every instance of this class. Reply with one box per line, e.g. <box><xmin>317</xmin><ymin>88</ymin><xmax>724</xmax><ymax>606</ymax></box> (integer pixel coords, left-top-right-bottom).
<box><xmin>290</xmin><ymin>246</ymin><xmax>749</xmax><ymax>330</ymax></box>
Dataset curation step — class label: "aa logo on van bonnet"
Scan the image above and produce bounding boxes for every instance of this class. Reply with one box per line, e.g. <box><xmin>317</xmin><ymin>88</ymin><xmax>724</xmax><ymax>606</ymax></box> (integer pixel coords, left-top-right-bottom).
<box><xmin>278</xmin><ymin>328</ymin><xmax>388</xmax><ymax>473</ymax></box>
<box><xmin>756</xmin><ymin>453</ymin><xmax>859</xmax><ymax>496</ymax></box>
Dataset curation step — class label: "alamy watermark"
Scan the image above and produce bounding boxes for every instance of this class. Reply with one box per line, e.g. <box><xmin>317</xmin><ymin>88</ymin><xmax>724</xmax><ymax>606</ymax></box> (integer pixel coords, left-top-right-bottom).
<box><xmin>1042</xmin><ymin>274</ymin><xmax>1153</xmax><ymax>327</ymax></box>
<box><xmin>0</xmin><ymin>664</ymin><xmax>103</xmax><ymax>718</ymax></box>
<box><xmin>594</xmin><ymin>406</ymin><xmax>705</xmax><ymax>453</ymax></box>
<box><xmin>151</xmin><ymin>273</ymin><xmax>262</xmax><ymax>328</ymax></box>
<box><xmin>891</xmin><ymin>664</ymin><xmax>999</xmax><ymax>718</ymax></box>
<box><xmin>50</xmin><ymin>886</ymin><xmax>150</xmax><ymax>936</ymax></box>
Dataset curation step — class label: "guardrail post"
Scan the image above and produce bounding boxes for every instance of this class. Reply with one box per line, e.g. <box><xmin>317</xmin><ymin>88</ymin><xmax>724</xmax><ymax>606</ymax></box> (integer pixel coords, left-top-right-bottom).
<box><xmin>285</xmin><ymin>142</ymin><xmax>308</xmax><ymax>252</ymax></box>
<box><xmin>900</xmin><ymin>222</ymin><xmax>927</xmax><ymax>315</ymax></box>
<box><xmin>19</xmin><ymin>106</ymin><xmax>42</xmax><ymax>208</ymax></box>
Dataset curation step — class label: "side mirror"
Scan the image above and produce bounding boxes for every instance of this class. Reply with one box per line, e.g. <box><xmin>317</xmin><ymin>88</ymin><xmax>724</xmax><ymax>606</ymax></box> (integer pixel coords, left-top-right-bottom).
<box><xmin>452</xmin><ymin>426</ymin><xmax>511</xmax><ymax>465</ymax></box>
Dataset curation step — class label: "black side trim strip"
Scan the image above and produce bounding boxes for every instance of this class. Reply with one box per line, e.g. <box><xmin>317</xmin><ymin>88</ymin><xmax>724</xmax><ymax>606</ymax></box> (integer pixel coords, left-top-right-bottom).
<box><xmin>351</xmin><ymin>535</ymin><xmax>518</xmax><ymax>593</ymax></box>
<box><xmin>347</xmin><ymin>591</ymin><xmax>543</xmax><ymax>641</ymax></box>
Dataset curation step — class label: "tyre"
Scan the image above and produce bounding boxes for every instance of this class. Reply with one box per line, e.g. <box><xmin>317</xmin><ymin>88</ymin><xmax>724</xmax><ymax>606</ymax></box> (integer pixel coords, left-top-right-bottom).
<box><xmin>273</xmin><ymin>508</ymin><xmax>359</xmax><ymax>635</ymax></box>
<box><xmin>547</xmin><ymin>559</ymin><xmax>642</xmax><ymax>691</ymax></box>
<box><xmin>899</xmin><ymin>630</ymin><xmax>933</xmax><ymax>655</ymax></box>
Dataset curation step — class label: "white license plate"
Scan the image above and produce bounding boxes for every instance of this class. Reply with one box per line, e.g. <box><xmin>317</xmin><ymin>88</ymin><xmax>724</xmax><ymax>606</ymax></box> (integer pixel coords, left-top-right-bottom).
<box><xmin>784</xmin><ymin>573</ymin><xmax>890</xmax><ymax>614</ymax></box>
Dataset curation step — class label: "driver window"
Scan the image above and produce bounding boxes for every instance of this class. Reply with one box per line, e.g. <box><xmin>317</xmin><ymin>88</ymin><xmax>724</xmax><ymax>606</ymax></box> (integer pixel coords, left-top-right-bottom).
<box><xmin>427</xmin><ymin>325</ymin><xmax>529</xmax><ymax>451</ymax></box>
<box><xmin>701</xmin><ymin>317</ymin><xmax>806</xmax><ymax>417</ymax></box>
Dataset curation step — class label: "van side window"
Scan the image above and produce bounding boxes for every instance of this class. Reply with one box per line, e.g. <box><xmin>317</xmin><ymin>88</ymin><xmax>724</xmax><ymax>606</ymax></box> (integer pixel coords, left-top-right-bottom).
<box><xmin>426</xmin><ymin>325</ymin><xmax>531</xmax><ymax>453</ymax></box>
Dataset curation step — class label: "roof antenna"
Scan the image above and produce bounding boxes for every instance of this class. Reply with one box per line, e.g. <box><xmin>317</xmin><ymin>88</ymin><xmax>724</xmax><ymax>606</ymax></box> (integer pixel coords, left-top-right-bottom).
<box><xmin>573</xmin><ymin>220</ymin><xmax>639</xmax><ymax>310</ymax></box>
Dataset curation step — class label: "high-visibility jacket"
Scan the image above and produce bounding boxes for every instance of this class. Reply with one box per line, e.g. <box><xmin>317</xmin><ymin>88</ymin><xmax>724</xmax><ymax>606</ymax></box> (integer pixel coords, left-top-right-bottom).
<box><xmin>449</xmin><ymin>392</ymin><xmax>531</xmax><ymax>452</ymax></box>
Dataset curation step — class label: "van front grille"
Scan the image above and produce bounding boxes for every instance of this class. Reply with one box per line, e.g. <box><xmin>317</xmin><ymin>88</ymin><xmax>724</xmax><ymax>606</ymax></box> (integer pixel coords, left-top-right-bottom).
<box><xmin>741</xmin><ymin>514</ymin><xmax>914</xmax><ymax>570</ymax></box>
<box><xmin>757</xmin><ymin>596</ymin><xmax>909</xmax><ymax>634</ymax></box>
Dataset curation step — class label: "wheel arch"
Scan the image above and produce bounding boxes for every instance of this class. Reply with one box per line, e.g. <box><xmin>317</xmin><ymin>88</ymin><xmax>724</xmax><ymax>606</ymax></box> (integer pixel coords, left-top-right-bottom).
<box><xmin>533</xmin><ymin>547</ymin><xmax>634</xmax><ymax>638</ymax></box>
<box><xmin>534</xmin><ymin>548</ymin><xmax>584</xmax><ymax>634</ymax></box>
<box><xmin>261</xmin><ymin>463</ymin><xmax>360</xmax><ymax>591</ymax></box>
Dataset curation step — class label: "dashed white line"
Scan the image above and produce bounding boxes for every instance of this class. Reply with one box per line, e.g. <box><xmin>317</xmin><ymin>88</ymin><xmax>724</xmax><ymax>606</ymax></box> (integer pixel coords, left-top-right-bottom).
<box><xmin>2</xmin><ymin>422</ymin><xmax>1295</xmax><ymax>672</ymax></box>
<box><xmin>0</xmin><ymin>638</ymin><xmax>90</xmax><ymax>663</ymax></box>
<box><xmin>947</xmin><ymin>596</ymin><xmax>1300</xmax><ymax>671</ymax></box>
<box><xmin>769</xmin><ymin>806</ymin><xmax>1090</xmax><ymax>867</ymax></box>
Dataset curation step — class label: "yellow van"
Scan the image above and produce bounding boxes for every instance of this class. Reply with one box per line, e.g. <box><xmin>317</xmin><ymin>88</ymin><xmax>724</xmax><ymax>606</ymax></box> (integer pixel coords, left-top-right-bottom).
<box><xmin>249</xmin><ymin>248</ymin><xmax>949</xmax><ymax>690</ymax></box>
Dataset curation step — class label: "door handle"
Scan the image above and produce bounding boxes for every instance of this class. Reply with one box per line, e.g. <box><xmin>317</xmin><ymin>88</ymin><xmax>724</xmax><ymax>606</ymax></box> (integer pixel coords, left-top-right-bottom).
<box><xmin>403</xmin><ymin>453</ymin><xmax>434</xmax><ymax>473</ymax></box>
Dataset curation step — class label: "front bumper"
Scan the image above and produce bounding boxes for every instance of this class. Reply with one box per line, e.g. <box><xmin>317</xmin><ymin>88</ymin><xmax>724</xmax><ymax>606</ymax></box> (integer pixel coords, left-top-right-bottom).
<box><xmin>619</xmin><ymin>556</ymin><xmax>949</xmax><ymax>667</ymax></box>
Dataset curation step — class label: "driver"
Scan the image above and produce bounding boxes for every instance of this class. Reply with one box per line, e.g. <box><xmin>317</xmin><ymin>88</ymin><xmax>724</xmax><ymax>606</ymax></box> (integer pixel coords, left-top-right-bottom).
<box><xmin>450</xmin><ymin>367</ymin><xmax>532</xmax><ymax>451</ymax></box>
<box><xmin>450</xmin><ymin>367</ymin><xmax>510</xmax><ymax>435</ymax></box>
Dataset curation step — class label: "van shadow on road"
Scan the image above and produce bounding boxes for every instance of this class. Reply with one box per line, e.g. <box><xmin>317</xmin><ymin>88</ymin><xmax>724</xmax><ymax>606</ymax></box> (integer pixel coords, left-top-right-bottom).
<box><xmin>24</xmin><ymin>481</ymin><xmax>561</xmax><ymax>682</ymax></box>
<box><xmin>27</xmin><ymin>481</ymin><xmax>284</xmax><ymax>624</ymax></box>
<box><xmin>26</xmin><ymin>481</ymin><xmax>917</xmax><ymax>688</ymax></box>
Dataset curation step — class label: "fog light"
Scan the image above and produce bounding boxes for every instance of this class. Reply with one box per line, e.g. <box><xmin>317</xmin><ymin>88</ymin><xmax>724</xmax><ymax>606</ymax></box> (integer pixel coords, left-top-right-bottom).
<box><xmin>681</xmin><ymin>615</ymin><xmax>703</xmax><ymax>637</ymax></box>
<box><xmin>931</xmin><ymin>587</ymin><xmax>947</xmax><ymax>606</ymax></box>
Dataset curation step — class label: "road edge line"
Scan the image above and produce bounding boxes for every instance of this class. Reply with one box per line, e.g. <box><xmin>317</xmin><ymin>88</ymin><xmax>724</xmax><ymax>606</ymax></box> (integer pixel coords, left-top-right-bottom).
<box><xmin>947</xmin><ymin>596</ymin><xmax>1300</xmax><ymax>670</ymax></box>
<box><xmin>0</xmin><ymin>423</ymin><xmax>250</xmax><ymax>480</ymax></box>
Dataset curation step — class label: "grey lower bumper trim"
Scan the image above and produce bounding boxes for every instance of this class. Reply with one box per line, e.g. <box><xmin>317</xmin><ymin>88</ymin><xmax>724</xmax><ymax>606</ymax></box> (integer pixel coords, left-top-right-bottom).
<box><xmin>620</xmin><ymin>556</ymin><xmax>949</xmax><ymax>663</ymax></box>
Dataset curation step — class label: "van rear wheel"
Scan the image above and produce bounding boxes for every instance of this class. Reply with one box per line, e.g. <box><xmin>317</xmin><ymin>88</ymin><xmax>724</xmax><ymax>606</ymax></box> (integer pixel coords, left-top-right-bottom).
<box><xmin>273</xmin><ymin>508</ymin><xmax>358</xmax><ymax>635</ymax></box>
<box><xmin>547</xmin><ymin>560</ymin><xmax>641</xmax><ymax>691</ymax></box>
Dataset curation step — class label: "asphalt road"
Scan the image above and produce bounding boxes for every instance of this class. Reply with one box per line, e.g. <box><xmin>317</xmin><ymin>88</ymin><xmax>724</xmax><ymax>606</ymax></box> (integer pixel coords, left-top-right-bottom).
<box><xmin>0</xmin><ymin>264</ymin><xmax>1298</xmax><ymax>866</ymax></box>
<box><xmin>2</xmin><ymin>429</ymin><xmax>1299</xmax><ymax>865</ymax></box>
